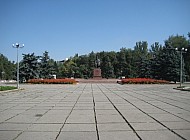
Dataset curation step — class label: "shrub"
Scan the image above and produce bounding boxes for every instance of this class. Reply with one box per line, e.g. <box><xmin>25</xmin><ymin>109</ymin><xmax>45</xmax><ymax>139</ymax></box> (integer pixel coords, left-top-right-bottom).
<box><xmin>118</xmin><ymin>78</ymin><xmax>169</xmax><ymax>84</ymax></box>
<box><xmin>27</xmin><ymin>78</ymin><xmax>77</xmax><ymax>84</ymax></box>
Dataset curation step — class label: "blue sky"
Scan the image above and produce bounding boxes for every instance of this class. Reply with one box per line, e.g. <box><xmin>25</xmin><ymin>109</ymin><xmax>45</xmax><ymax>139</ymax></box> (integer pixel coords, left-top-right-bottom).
<box><xmin>0</xmin><ymin>0</ymin><xmax>190</xmax><ymax>62</ymax></box>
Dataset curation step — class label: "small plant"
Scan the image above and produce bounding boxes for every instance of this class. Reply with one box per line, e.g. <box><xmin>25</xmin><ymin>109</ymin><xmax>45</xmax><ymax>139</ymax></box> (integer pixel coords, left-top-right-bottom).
<box><xmin>0</xmin><ymin>86</ymin><xmax>17</xmax><ymax>91</ymax></box>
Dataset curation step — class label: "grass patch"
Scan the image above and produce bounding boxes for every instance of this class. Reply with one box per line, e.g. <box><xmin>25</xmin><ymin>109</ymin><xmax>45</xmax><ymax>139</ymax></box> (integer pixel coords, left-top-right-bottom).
<box><xmin>174</xmin><ymin>86</ymin><xmax>190</xmax><ymax>91</ymax></box>
<box><xmin>0</xmin><ymin>86</ymin><xmax>17</xmax><ymax>91</ymax></box>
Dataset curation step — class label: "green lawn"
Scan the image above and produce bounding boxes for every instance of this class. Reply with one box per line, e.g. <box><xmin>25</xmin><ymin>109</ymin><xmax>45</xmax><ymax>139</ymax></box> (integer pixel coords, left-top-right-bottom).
<box><xmin>0</xmin><ymin>86</ymin><xmax>17</xmax><ymax>91</ymax></box>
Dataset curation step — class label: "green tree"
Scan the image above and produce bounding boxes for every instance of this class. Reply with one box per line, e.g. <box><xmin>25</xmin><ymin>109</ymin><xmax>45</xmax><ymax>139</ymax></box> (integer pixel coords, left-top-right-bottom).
<box><xmin>166</xmin><ymin>35</ymin><xmax>189</xmax><ymax>49</ymax></box>
<box><xmin>186</xmin><ymin>33</ymin><xmax>190</xmax><ymax>80</ymax></box>
<box><xmin>116</xmin><ymin>48</ymin><xmax>128</xmax><ymax>77</ymax></box>
<box><xmin>133</xmin><ymin>41</ymin><xmax>149</xmax><ymax>77</ymax></box>
<box><xmin>107</xmin><ymin>51</ymin><xmax>117</xmax><ymax>78</ymax></box>
<box><xmin>139</xmin><ymin>57</ymin><xmax>151</xmax><ymax>78</ymax></box>
<box><xmin>39</xmin><ymin>51</ymin><xmax>55</xmax><ymax>78</ymax></box>
<box><xmin>19</xmin><ymin>53</ymin><xmax>39</xmax><ymax>81</ymax></box>
<box><xmin>0</xmin><ymin>54</ymin><xmax>15</xmax><ymax>80</ymax></box>
<box><xmin>149</xmin><ymin>42</ymin><xmax>163</xmax><ymax>79</ymax></box>
<box><xmin>60</xmin><ymin>59</ymin><xmax>77</xmax><ymax>78</ymax></box>
<box><xmin>24</xmin><ymin>33</ymin><xmax>188</xmax><ymax>81</ymax></box>
<box><xmin>165</xmin><ymin>35</ymin><xmax>189</xmax><ymax>81</ymax></box>
<box><xmin>75</xmin><ymin>55</ymin><xmax>89</xmax><ymax>78</ymax></box>
<box><xmin>53</xmin><ymin>61</ymin><xmax>59</xmax><ymax>77</ymax></box>
<box><xmin>88</xmin><ymin>51</ymin><xmax>96</xmax><ymax>78</ymax></box>
<box><xmin>158</xmin><ymin>47</ymin><xmax>180</xmax><ymax>82</ymax></box>
<box><xmin>100</xmin><ymin>51</ymin><xmax>114</xmax><ymax>78</ymax></box>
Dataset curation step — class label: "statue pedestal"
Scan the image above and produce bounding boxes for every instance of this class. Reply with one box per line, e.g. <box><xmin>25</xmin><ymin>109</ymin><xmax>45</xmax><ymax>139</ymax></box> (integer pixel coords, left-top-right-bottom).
<box><xmin>93</xmin><ymin>68</ymin><xmax>102</xmax><ymax>79</ymax></box>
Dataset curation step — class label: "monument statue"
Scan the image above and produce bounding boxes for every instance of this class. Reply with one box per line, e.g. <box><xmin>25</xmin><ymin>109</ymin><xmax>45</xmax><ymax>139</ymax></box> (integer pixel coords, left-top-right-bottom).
<box><xmin>93</xmin><ymin>56</ymin><xmax>102</xmax><ymax>79</ymax></box>
<box><xmin>95</xmin><ymin>57</ymin><xmax>101</xmax><ymax>68</ymax></box>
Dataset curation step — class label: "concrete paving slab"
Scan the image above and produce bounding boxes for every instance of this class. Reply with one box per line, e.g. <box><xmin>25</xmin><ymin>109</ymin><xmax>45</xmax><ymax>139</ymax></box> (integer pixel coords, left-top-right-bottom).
<box><xmin>0</xmin><ymin>113</ymin><xmax>16</xmax><ymax>123</ymax></box>
<box><xmin>163</xmin><ymin>108</ymin><xmax>190</xmax><ymax>114</ymax></box>
<box><xmin>177</xmin><ymin>114</ymin><xmax>190</xmax><ymax>122</ymax></box>
<box><xmin>122</xmin><ymin>113</ymin><xmax>155</xmax><ymax>123</ymax></box>
<box><xmin>0</xmin><ymin>83</ymin><xmax>190</xmax><ymax>140</ymax></box>
<box><xmin>140</xmin><ymin>107</ymin><xmax>167</xmax><ymax>114</ymax></box>
<box><xmin>62</xmin><ymin>123</ymin><xmax>96</xmax><ymax>132</ymax></box>
<box><xmin>75</xmin><ymin>103</ymin><xmax>93</xmax><ymax>107</ymax></box>
<box><xmin>31</xmin><ymin>106</ymin><xmax>54</xmax><ymax>110</ymax></box>
<box><xmin>119</xmin><ymin>109</ymin><xmax>145</xmax><ymax>115</ymax></box>
<box><xmin>98</xmin><ymin>123</ymin><xmax>131</xmax><ymax>131</ymax></box>
<box><xmin>137</xmin><ymin>130</ymin><xmax>184</xmax><ymax>140</ymax></box>
<box><xmin>71</xmin><ymin>109</ymin><xmax>94</xmax><ymax>115</ymax></box>
<box><xmin>175</xmin><ymin>130</ymin><xmax>190</xmax><ymax>140</ymax></box>
<box><xmin>0</xmin><ymin>123</ymin><xmax>30</xmax><ymax>131</ymax></box>
<box><xmin>73</xmin><ymin>106</ymin><xmax>94</xmax><ymax>110</ymax></box>
<box><xmin>35</xmin><ymin>103</ymin><xmax>56</xmax><ymax>107</ymax></box>
<box><xmin>45</xmin><ymin>110</ymin><xmax>71</xmax><ymax>116</ymax></box>
<box><xmin>99</xmin><ymin>131</ymin><xmax>139</xmax><ymax>140</ymax></box>
<box><xmin>97</xmin><ymin>114</ymin><xmax>125</xmax><ymax>123</ymax></box>
<box><xmin>66</xmin><ymin>114</ymin><xmax>95</xmax><ymax>123</ymax></box>
<box><xmin>163</xmin><ymin>121</ymin><xmax>190</xmax><ymax>130</ymax></box>
<box><xmin>0</xmin><ymin>104</ymin><xmax>16</xmax><ymax>110</ymax></box>
<box><xmin>6</xmin><ymin>114</ymin><xmax>39</xmax><ymax>123</ymax></box>
<box><xmin>16</xmin><ymin>131</ymin><xmax>58</xmax><ymax>140</ymax></box>
<box><xmin>27</xmin><ymin>124</ymin><xmax>62</xmax><ymax>132</ymax></box>
<box><xmin>150</xmin><ymin>114</ymin><xmax>185</xmax><ymax>122</ymax></box>
<box><xmin>36</xmin><ymin>114</ymin><xmax>68</xmax><ymax>123</ymax></box>
<box><xmin>4</xmin><ymin>110</ymin><xmax>26</xmax><ymax>116</ymax></box>
<box><xmin>21</xmin><ymin>109</ymin><xmax>48</xmax><ymax>115</ymax></box>
<box><xmin>11</xmin><ymin>106</ymin><xmax>33</xmax><ymax>110</ymax></box>
<box><xmin>52</xmin><ymin>106</ymin><xmax>73</xmax><ymax>110</ymax></box>
<box><xmin>57</xmin><ymin>132</ymin><xmax>97</xmax><ymax>140</ymax></box>
<box><xmin>96</xmin><ymin>109</ymin><xmax>119</xmax><ymax>115</ymax></box>
<box><xmin>54</xmin><ymin>103</ymin><xmax>75</xmax><ymax>107</ymax></box>
<box><xmin>0</xmin><ymin>131</ymin><xmax>22</xmax><ymax>140</ymax></box>
<box><xmin>131</xmin><ymin>122</ymin><xmax>167</xmax><ymax>131</ymax></box>
<box><xmin>95</xmin><ymin>104</ymin><xmax>115</xmax><ymax>110</ymax></box>
<box><xmin>114</xmin><ymin>104</ymin><xmax>138</xmax><ymax>110</ymax></box>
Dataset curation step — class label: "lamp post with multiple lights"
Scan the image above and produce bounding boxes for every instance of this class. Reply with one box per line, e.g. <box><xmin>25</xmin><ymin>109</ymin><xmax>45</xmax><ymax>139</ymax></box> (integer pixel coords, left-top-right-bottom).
<box><xmin>175</xmin><ymin>47</ymin><xmax>188</xmax><ymax>87</ymax></box>
<box><xmin>12</xmin><ymin>43</ymin><xmax>24</xmax><ymax>89</ymax></box>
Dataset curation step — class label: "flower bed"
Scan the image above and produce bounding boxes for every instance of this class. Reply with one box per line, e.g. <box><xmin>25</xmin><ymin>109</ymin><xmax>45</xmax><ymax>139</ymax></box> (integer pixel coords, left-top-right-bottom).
<box><xmin>27</xmin><ymin>78</ymin><xmax>77</xmax><ymax>84</ymax></box>
<box><xmin>118</xmin><ymin>78</ymin><xmax>169</xmax><ymax>84</ymax></box>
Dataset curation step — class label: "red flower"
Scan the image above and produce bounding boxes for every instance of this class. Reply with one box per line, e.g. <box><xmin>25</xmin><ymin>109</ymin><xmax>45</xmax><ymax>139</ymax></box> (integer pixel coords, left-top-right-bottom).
<box><xmin>120</xmin><ymin>78</ymin><xmax>169</xmax><ymax>84</ymax></box>
<box><xmin>27</xmin><ymin>78</ymin><xmax>77</xmax><ymax>84</ymax></box>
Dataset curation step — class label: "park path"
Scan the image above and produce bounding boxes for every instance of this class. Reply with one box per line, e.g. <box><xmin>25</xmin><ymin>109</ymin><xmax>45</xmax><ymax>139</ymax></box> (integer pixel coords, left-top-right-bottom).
<box><xmin>0</xmin><ymin>84</ymin><xmax>190</xmax><ymax>140</ymax></box>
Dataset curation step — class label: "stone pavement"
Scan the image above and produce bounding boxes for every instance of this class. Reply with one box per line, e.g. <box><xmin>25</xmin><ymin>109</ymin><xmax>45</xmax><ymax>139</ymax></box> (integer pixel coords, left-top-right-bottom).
<box><xmin>0</xmin><ymin>84</ymin><xmax>190</xmax><ymax>140</ymax></box>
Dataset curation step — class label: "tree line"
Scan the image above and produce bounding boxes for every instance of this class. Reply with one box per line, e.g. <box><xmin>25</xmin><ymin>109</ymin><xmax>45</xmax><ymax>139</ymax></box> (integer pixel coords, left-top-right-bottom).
<box><xmin>0</xmin><ymin>34</ymin><xmax>190</xmax><ymax>82</ymax></box>
<box><xmin>0</xmin><ymin>54</ymin><xmax>16</xmax><ymax>80</ymax></box>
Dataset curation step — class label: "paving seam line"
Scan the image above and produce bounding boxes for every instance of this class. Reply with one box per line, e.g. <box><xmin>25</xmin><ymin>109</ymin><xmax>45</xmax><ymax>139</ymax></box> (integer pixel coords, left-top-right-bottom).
<box><xmin>144</xmin><ymin>90</ymin><xmax>190</xmax><ymax>105</ymax></box>
<box><xmin>101</xmin><ymin>84</ymin><xmax>187</xmax><ymax>140</ymax></box>
<box><xmin>97</xmin><ymin>84</ymin><xmax>142</xmax><ymax>140</ymax></box>
<box><xmin>91</xmin><ymin>84</ymin><xmax>100</xmax><ymax>140</ymax></box>
<box><xmin>6</xmin><ymin>88</ymin><xmax>73</xmax><ymax>140</ymax></box>
<box><xmin>55</xmin><ymin>84</ymin><xmax>87</xmax><ymax>140</ymax></box>
<box><xmin>123</xmin><ymin>90</ymin><xmax>190</xmax><ymax>123</ymax></box>
<box><xmin>131</xmin><ymin>89</ymin><xmax>190</xmax><ymax>111</ymax></box>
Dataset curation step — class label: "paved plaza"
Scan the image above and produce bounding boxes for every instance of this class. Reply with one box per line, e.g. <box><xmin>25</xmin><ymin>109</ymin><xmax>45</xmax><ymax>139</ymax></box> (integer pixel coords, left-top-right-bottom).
<box><xmin>0</xmin><ymin>83</ymin><xmax>190</xmax><ymax>140</ymax></box>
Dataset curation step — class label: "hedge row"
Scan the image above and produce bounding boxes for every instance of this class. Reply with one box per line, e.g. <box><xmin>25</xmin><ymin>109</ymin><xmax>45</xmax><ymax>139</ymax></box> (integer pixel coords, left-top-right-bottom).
<box><xmin>27</xmin><ymin>79</ymin><xmax>77</xmax><ymax>84</ymax></box>
<box><xmin>118</xmin><ymin>78</ymin><xmax>169</xmax><ymax>84</ymax></box>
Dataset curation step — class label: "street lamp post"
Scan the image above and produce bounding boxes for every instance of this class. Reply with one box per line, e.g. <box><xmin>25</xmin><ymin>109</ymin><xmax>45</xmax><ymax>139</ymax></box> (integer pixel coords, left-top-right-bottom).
<box><xmin>176</xmin><ymin>48</ymin><xmax>188</xmax><ymax>87</ymax></box>
<box><xmin>12</xmin><ymin>43</ymin><xmax>24</xmax><ymax>89</ymax></box>
<box><xmin>1</xmin><ymin>71</ymin><xmax>5</xmax><ymax>80</ymax></box>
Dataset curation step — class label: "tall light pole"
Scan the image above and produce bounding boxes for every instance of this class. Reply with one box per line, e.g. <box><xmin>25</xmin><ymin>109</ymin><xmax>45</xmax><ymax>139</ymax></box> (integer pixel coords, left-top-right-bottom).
<box><xmin>176</xmin><ymin>48</ymin><xmax>188</xmax><ymax>87</ymax></box>
<box><xmin>12</xmin><ymin>43</ymin><xmax>24</xmax><ymax>89</ymax></box>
